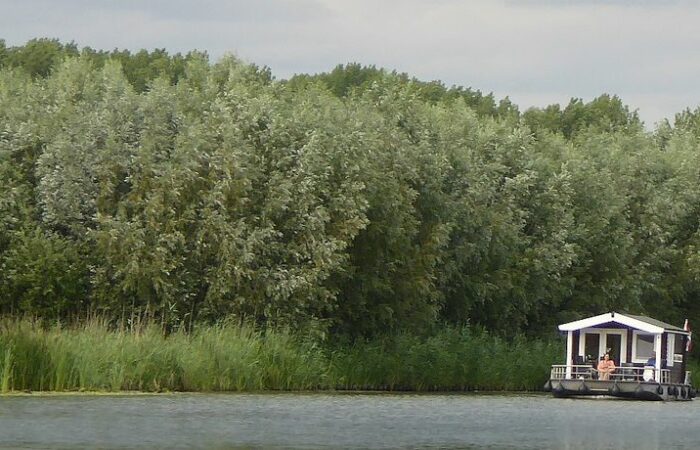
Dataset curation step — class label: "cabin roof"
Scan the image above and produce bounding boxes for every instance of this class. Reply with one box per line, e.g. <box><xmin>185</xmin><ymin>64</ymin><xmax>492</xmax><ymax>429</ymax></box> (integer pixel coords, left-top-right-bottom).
<box><xmin>558</xmin><ymin>312</ymin><xmax>689</xmax><ymax>334</ymax></box>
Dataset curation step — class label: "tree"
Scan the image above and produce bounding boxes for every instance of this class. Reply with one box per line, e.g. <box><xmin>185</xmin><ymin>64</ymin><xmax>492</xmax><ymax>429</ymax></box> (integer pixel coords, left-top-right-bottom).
<box><xmin>4</xmin><ymin>38</ymin><xmax>78</xmax><ymax>78</ymax></box>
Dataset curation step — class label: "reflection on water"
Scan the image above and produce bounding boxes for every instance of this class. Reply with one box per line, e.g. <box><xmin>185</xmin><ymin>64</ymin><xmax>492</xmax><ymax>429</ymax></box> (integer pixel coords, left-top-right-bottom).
<box><xmin>1</xmin><ymin>392</ymin><xmax>699</xmax><ymax>449</ymax></box>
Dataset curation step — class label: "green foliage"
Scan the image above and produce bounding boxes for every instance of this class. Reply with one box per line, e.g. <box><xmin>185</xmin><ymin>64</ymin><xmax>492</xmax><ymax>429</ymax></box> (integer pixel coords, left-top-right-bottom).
<box><xmin>1</xmin><ymin>38</ymin><xmax>700</xmax><ymax>341</ymax></box>
<box><xmin>688</xmin><ymin>358</ymin><xmax>700</xmax><ymax>388</ymax></box>
<box><xmin>287</xmin><ymin>63</ymin><xmax>518</xmax><ymax>120</ymax></box>
<box><xmin>109</xmin><ymin>48</ymin><xmax>209</xmax><ymax>93</ymax></box>
<box><xmin>295</xmin><ymin>62</ymin><xmax>387</xmax><ymax>98</ymax></box>
<box><xmin>0</xmin><ymin>38</ymin><xmax>205</xmax><ymax>91</ymax></box>
<box><xmin>1</xmin><ymin>38</ymin><xmax>78</xmax><ymax>78</ymax></box>
<box><xmin>0</xmin><ymin>228</ymin><xmax>88</xmax><ymax>317</ymax></box>
<box><xmin>524</xmin><ymin>94</ymin><xmax>642</xmax><ymax>138</ymax></box>
<box><xmin>673</xmin><ymin>107</ymin><xmax>700</xmax><ymax>140</ymax></box>
<box><xmin>0</xmin><ymin>40</ymin><xmax>6</xmax><ymax>67</ymax></box>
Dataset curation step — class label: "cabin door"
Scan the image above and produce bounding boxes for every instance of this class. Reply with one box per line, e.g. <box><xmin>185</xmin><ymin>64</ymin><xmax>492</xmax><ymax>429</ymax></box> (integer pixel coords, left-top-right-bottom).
<box><xmin>584</xmin><ymin>334</ymin><xmax>600</xmax><ymax>361</ymax></box>
<box><xmin>606</xmin><ymin>334</ymin><xmax>622</xmax><ymax>365</ymax></box>
<box><xmin>579</xmin><ymin>329</ymin><xmax>628</xmax><ymax>364</ymax></box>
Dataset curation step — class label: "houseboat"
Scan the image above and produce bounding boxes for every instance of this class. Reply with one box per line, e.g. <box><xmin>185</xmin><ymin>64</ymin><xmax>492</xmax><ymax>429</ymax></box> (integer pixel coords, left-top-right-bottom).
<box><xmin>544</xmin><ymin>312</ymin><xmax>695</xmax><ymax>401</ymax></box>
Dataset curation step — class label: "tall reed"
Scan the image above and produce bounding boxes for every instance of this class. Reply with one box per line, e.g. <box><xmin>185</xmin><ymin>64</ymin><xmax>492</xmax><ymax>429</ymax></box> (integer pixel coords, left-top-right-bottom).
<box><xmin>328</xmin><ymin>328</ymin><xmax>561</xmax><ymax>391</ymax></box>
<box><xmin>0</xmin><ymin>319</ymin><xmax>562</xmax><ymax>393</ymax></box>
<box><xmin>0</xmin><ymin>319</ymin><xmax>330</xmax><ymax>392</ymax></box>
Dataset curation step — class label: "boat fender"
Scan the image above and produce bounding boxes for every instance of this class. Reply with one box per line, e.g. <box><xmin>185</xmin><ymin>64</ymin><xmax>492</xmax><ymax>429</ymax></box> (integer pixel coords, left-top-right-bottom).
<box><xmin>611</xmin><ymin>383</ymin><xmax>621</xmax><ymax>395</ymax></box>
<box><xmin>553</xmin><ymin>382</ymin><xmax>565</xmax><ymax>395</ymax></box>
<box><xmin>543</xmin><ymin>380</ymin><xmax>552</xmax><ymax>392</ymax></box>
<box><xmin>579</xmin><ymin>382</ymin><xmax>590</xmax><ymax>394</ymax></box>
<box><xmin>669</xmin><ymin>386</ymin><xmax>676</xmax><ymax>396</ymax></box>
<box><xmin>681</xmin><ymin>388</ymin><xmax>687</xmax><ymax>399</ymax></box>
<box><xmin>656</xmin><ymin>386</ymin><xmax>663</xmax><ymax>395</ymax></box>
<box><xmin>690</xmin><ymin>388</ymin><xmax>696</xmax><ymax>399</ymax></box>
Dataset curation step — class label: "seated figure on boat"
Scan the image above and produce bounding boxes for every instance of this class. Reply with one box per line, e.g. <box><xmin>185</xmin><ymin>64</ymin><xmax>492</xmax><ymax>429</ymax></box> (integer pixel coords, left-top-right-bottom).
<box><xmin>646</xmin><ymin>352</ymin><xmax>656</xmax><ymax>367</ymax></box>
<box><xmin>643</xmin><ymin>352</ymin><xmax>657</xmax><ymax>381</ymax></box>
<box><xmin>597</xmin><ymin>353</ymin><xmax>616</xmax><ymax>380</ymax></box>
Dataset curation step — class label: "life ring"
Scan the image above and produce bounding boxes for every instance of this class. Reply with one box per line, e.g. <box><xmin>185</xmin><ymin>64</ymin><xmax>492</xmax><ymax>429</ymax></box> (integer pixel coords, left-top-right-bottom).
<box><xmin>656</xmin><ymin>386</ymin><xmax>663</xmax><ymax>395</ymax></box>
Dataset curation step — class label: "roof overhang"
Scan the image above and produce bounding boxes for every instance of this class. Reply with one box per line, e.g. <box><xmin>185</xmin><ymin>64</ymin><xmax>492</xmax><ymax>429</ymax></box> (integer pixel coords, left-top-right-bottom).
<box><xmin>558</xmin><ymin>312</ymin><xmax>671</xmax><ymax>334</ymax></box>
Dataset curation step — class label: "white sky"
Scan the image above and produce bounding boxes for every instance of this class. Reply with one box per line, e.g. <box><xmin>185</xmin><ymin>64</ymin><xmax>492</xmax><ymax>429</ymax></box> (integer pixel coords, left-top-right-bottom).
<box><xmin>2</xmin><ymin>0</ymin><xmax>699</xmax><ymax>126</ymax></box>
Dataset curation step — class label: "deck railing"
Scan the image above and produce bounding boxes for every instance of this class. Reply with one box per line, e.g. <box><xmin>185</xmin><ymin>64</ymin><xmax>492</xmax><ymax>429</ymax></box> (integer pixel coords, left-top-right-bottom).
<box><xmin>550</xmin><ymin>364</ymin><xmax>673</xmax><ymax>384</ymax></box>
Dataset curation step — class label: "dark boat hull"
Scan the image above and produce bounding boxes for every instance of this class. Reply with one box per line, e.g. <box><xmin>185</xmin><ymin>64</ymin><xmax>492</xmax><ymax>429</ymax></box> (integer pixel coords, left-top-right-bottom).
<box><xmin>544</xmin><ymin>379</ymin><xmax>695</xmax><ymax>401</ymax></box>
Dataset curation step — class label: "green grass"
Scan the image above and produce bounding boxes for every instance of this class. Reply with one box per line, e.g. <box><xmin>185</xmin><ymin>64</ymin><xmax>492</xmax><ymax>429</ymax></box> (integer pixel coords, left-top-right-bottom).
<box><xmin>0</xmin><ymin>319</ymin><xmax>563</xmax><ymax>393</ymax></box>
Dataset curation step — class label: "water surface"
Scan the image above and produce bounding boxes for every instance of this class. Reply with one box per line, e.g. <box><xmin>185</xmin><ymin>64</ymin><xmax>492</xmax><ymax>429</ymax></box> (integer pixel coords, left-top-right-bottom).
<box><xmin>1</xmin><ymin>392</ymin><xmax>699</xmax><ymax>449</ymax></box>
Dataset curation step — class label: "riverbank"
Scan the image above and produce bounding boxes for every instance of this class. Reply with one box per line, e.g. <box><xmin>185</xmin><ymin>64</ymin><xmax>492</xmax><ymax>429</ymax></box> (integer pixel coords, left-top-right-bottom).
<box><xmin>1</xmin><ymin>319</ymin><xmax>562</xmax><ymax>393</ymax></box>
<box><xmin>0</xmin><ymin>389</ymin><xmax>548</xmax><ymax>397</ymax></box>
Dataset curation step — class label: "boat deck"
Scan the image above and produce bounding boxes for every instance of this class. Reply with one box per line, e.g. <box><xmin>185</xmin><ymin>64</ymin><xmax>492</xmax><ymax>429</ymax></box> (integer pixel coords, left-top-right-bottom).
<box><xmin>546</xmin><ymin>365</ymin><xmax>695</xmax><ymax>401</ymax></box>
<box><xmin>546</xmin><ymin>378</ymin><xmax>694</xmax><ymax>401</ymax></box>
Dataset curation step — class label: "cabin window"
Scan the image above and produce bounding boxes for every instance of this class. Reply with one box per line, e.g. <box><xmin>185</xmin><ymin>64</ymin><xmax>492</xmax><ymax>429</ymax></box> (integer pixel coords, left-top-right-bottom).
<box><xmin>584</xmin><ymin>334</ymin><xmax>600</xmax><ymax>361</ymax></box>
<box><xmin>632</xmin><ymin>332</ymin><xmax>655</xmax><ymax>363</ymax></box>
<box><xmin>673</xmin><ymin>334</ymin><xmax>684</xmax><ymax>363</ymax></box>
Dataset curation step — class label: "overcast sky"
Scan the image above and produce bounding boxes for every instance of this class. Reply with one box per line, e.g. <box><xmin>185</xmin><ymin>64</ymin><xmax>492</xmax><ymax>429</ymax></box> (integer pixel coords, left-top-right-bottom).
<box><xmin>2</xmin><ymin>0</ymin><xmax>699</xmax><ymax>126</ymax></box>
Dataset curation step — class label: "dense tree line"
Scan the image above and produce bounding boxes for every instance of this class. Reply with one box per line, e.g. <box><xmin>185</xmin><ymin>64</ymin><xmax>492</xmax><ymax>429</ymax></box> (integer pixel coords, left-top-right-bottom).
<box><xmin>2</xmin><ymin>39</ymin><xmax>700</xmax><ymax>341</ymax></box>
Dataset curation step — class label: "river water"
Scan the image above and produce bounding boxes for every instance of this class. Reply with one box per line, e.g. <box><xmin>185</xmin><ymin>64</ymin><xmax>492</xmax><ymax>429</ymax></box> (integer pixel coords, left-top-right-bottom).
<box><xmin>1</xmin><ymin>392</ymin><xmax>699</xmax><ymax>449</ymax></box>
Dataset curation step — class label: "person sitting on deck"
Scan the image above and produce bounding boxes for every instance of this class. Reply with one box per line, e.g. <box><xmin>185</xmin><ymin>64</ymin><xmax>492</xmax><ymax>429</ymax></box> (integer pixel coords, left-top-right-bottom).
<box><xmin>597</xmin><ymin>353</ymin><xmax>616</xmax><ymax>380</ymax></box>
<box><xmin>646</xmin><ymin>352</ymin><xmax>656</xmax><ymax>367</ymax></box>
<box><xmin>643</xmin><ymin>352</ymin><xmax>657</xmax><ymax>382</ymax></box>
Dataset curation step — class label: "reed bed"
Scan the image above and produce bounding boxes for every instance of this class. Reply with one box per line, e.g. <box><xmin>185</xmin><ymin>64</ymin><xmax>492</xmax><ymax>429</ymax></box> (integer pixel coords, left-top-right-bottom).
<box><xmin>328</xmin><ymin>328</ymin><xmax>562</xmax><ymax>391</ymax></box>
<box><xmin>0</xmin><ymin>319</ymin><xmax>329</xmax><ymax>393</ymax></box>
<box><xmin>1</xmin><ymin>319</ymin><xmax>560</xmax><ymax>393</ymax></box>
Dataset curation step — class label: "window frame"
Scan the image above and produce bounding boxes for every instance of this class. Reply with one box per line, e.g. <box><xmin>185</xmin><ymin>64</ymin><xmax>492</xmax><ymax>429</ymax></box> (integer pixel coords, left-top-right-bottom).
<box><xmin>631</xmin><ymin>330</ymin><xmax>656</xmax><ymax>364</ymax></box>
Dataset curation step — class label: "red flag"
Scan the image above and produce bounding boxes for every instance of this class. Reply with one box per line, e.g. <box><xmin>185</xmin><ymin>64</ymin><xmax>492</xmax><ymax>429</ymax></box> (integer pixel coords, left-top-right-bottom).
<box><xmin>684</xmin><ymin>319</ymin><xmax>692</xmax><ymax>352</ymax></box>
